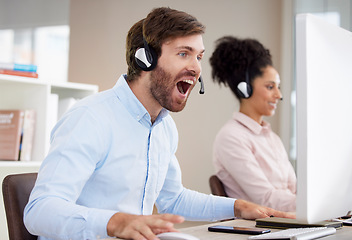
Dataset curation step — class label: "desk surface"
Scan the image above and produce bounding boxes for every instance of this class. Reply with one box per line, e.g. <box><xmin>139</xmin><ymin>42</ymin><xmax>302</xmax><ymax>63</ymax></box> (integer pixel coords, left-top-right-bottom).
<box><xmin>172</xmin><ymin>219</ymin><xmax>352</xmax><ymax>240</ymax></box>
<box><xmin>108</xmin><ymin>219</ymin><xmax>352</xmax><ymax>239</ymax></box>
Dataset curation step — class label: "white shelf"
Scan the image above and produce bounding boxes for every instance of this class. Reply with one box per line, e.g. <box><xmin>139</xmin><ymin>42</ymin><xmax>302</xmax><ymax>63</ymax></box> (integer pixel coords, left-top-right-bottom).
<box><xmin>0</xmin><ymin>161</ymin><xmax>42</xmax><ymax>167</ymax></box>
<box><xmin>0</xmin><ymin>74</ymin><xmax>99</xmax><ymax>164</ymax></box>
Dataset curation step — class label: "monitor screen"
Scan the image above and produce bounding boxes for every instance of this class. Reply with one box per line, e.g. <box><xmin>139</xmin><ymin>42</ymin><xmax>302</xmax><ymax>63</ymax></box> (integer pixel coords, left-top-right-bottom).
<box><xmin>295</xmin><ymin>13</ymin><xmax>352</xmax><ymax>223</ymax></box>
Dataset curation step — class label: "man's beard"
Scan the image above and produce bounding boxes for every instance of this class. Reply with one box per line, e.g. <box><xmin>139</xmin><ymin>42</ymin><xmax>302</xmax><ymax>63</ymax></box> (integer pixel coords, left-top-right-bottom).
<box><xmin>150</xmin><ymin>65</ymin><xmax>188</xmax><ymax>112</ymax></box>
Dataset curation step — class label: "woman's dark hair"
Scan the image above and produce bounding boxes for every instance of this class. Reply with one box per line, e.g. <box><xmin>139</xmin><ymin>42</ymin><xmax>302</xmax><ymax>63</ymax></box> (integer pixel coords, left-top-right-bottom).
<box><xmin>209</xmin><ymin>36</ymin><xmax>272</xmax><ymax>100</ymax></box>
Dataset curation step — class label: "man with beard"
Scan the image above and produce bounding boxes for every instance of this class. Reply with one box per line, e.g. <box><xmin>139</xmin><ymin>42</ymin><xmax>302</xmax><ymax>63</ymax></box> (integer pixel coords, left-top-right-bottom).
<box><xmin>24</xmin><ymin>7</ymin><xmax>294</xmax><ymax>240</ymax></box>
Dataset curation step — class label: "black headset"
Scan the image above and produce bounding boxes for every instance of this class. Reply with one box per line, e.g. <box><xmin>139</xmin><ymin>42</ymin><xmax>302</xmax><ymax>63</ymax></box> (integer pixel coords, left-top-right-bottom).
<box><xmin>236</xmin><ymin>66</ymin><xmax>283</xmax><ymax>101</ymax></box>
<box><xmin>134</xmin><ymin>37</ymin><xmax>205</xmax><ymax>94</ymax></box>
<box><xmin>236</xmin><ymin>64</ymin><xmax>252</xmax><ymax>99</ymax></box>
<box><xmin>135</xmin><ymin>37</ymin><xmax>158</xmax><ymax>71</ymax></box>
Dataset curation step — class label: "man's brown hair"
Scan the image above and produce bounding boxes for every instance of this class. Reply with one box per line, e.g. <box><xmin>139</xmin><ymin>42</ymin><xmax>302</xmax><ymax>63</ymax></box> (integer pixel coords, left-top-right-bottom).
<box><xmin>126</xmin><ymin>7</ymin><xmax>205</xmax><ymax>82</ymax></box>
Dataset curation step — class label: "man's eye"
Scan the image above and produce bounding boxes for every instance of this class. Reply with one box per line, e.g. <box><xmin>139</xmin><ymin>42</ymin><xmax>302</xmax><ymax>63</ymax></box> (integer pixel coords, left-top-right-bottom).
<box><xmin>267</xmin><ymin>86</ymin><xmax>274</xmax><ymax>90</ymax></box>
<box><xmin>197</xmin><ymin>56</ymin><xmax>203</xmax><ymax>61</ymax></box>
<box><xmin>179</xmin><ymin>52</ymin><xmax>186</xmax><ymax>57</ymax></box>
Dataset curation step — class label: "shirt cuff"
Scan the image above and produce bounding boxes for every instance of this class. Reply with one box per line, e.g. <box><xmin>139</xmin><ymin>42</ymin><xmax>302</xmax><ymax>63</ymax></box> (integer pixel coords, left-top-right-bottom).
<box><xmin>213</xmin><ymin>196</ymin><xmax>236</xmax><ymax>220</ymax></box>
<box><xmin>86</xmin><ymin>208</ymin><xmax>117</xmax><ymax>239</ymax></box>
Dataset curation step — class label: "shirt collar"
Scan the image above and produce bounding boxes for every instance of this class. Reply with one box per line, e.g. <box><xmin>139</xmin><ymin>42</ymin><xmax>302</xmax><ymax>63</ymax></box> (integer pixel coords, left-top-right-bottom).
<box><xmin>113</xmin><ymin>74</ymin><xmax>169</xmax><ymax>125</ymax></box>
<box><xmin>233</xmin><ymin>112</ymin><xmax>271</xmax><ymax>135</ymax></box>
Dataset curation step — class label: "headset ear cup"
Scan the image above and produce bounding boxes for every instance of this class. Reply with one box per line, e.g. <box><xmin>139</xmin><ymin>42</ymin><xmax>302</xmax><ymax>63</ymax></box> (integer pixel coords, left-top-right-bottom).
<box><xmin>237</xmin><ymin>81</ymin><xmax>252</xmax><ymax>98</ymax></box>
<box><xmin>135</xmin><ymin>45</ymin><xmax>158</xmax><ymax>71</ymax></box>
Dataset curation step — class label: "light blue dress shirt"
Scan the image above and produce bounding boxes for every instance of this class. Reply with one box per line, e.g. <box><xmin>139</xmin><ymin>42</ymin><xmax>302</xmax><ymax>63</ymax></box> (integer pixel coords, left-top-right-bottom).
<box><xmin>24</xmin><ymin>75</ymin><xmax>235</xmax><ymax>240</ymax></box>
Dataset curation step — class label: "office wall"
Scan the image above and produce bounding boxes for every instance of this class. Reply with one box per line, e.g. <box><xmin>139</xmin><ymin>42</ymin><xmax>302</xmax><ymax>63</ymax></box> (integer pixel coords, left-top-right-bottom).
<box><xmin>69</xmin><ymin>0</ymin><xmax>289</xmax><ymax>194</ymax></box>
<box><xmin>0</xmin><ymin>0</ymin><xmax>69</xmax><ymax>28</ymax></box>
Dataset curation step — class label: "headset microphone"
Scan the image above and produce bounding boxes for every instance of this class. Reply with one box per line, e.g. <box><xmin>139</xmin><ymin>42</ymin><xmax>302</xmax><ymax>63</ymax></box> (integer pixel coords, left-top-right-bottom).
<box><xmin>198</xmin><ymin>76</ymin><xmax>205</xmax><ymax>94</ymax></box>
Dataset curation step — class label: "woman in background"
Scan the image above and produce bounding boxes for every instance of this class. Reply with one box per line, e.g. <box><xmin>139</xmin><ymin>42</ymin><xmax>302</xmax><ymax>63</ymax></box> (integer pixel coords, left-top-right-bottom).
<box><xmin>209</xmin><ymin>36</ymin><xmax>296</xmax><ymax>212</ymax></box>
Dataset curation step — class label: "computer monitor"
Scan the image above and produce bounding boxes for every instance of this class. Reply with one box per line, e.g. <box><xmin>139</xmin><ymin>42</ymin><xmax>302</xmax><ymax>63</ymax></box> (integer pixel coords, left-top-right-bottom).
<box><xmin>295</xmin><ymin>13</ymin><xmax>352</xmax><ymax>223</ymax></box>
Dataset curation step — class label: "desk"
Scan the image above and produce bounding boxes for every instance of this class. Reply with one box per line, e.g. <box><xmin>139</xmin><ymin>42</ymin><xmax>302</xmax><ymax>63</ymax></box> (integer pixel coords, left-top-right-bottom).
<box><xmin>170</xmin><ymin>219</ymin><xmax>352</xmax><ymax>240</ymax></box>
<box><xmin>109</xmin><ymin>219</ymin><xmax>352</xmax><ymax>239</ymax></box>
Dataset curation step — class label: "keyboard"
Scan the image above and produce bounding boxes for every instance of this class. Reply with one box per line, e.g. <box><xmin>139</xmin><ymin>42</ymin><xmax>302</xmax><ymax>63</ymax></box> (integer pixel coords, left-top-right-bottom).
<box><xmin>248</xmin><ymin>227</ymin><xmax>336</xmax><ymax>240</ymax></box>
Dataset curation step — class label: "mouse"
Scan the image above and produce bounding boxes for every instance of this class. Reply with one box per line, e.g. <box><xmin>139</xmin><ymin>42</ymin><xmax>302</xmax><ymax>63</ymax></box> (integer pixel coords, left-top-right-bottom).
<box><xmin>156</xmin><ymin>231</ymin><xmax>200</xmax><ymax>240</ymax></box>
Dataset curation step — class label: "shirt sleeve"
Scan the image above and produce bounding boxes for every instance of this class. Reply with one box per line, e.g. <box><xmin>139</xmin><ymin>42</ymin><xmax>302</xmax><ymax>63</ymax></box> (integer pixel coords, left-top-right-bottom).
<box><xmin>24</xmin><ymin>107</ymin><xmax>116</xmax><ymax>240</ymax></box>
<box><xmin>214</xmin><ymin>125</ymin><xmax>296</xmax><ymax>212</ymax></box>
<box><xmin>155</xmin><ymin>154</ymin><xmax>236</xmax><ymax>221</ymax></box>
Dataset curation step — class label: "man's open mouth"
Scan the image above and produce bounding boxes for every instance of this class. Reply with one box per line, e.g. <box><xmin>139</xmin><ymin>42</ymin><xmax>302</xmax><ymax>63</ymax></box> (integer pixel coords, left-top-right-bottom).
<box><xmin>176</xmin><ymin>80</ymin><xmax>193</xmax><ymax>94</ymax></box>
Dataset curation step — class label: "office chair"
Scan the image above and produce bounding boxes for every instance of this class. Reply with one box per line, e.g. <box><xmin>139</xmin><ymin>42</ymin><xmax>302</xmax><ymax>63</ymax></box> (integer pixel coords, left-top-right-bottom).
<box><xmin>2</xmin><ymin>173</ymin><xmax>38</xmax><ymax>240</ymax></box>
<box><xmin>209</xmin><ymin>175</ymin><xmax>228</xmax><ymax>197</ymax></box>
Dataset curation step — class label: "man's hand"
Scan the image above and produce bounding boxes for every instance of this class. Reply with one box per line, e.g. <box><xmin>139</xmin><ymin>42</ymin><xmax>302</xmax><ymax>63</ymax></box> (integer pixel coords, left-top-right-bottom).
<box><xmin>234</xmin><ymin>199</ymin><xmax>296</xmax><ymax>220</ymax></box>
<box><xmin>107</xmin><ymin>212</ymin><xmax>185</xmax><ymax>240</ymax></box>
